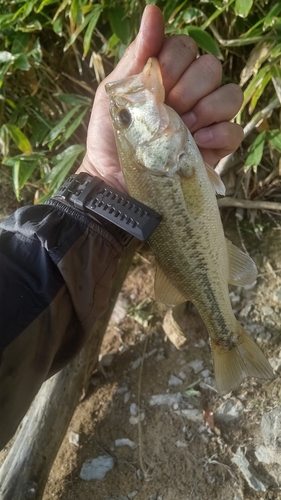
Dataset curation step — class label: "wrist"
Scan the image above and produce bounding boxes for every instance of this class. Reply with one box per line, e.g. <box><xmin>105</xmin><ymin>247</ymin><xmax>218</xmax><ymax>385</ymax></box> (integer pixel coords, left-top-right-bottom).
<box><xmin>77</xmin><ymin>154</ymin><xmax>127</xmax><ymax>193</ymax></box>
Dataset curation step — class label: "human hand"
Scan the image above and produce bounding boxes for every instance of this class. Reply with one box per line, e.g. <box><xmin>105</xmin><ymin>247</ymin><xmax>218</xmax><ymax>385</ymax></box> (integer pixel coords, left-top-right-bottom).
<box><xmin>77</xmin><ymin>4</ymin><xmax>243</xmax><ymax>192</ymax></box>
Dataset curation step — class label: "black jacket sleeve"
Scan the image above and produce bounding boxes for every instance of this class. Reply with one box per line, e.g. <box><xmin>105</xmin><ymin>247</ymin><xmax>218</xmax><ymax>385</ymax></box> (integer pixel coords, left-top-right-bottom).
<box><xmin>0</xmin><ymin>199</ymin><xmax>123</xmax><ymax>449</ymax></box>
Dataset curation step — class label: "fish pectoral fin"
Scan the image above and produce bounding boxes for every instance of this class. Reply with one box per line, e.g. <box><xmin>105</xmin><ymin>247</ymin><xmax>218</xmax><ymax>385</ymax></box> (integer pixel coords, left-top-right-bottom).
<box><xmin>211</xmin><ymin>322</ymin><xmax>274</xmax><ymax>396</ymax></box>
<box><xmin>226</xmin><ymin>238</ymin><xmax>258</xmax><ymax>286</ymax></box>
<box><xmin>154</xmin><ymin>265</ymin><xmax>187</xmax><ymax>306</ymax></box>
<box><xmin>205</xmin><ymin>163</ymin><xmax>225</xmax><ymax>196</ymax></box>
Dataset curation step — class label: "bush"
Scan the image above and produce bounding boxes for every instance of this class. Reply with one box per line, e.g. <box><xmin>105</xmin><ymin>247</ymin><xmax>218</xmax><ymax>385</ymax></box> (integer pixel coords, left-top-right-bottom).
<box><xmin>0</xmin><ymin>0</ymin><xmax>280</xmax><ymax>203</ymax></box>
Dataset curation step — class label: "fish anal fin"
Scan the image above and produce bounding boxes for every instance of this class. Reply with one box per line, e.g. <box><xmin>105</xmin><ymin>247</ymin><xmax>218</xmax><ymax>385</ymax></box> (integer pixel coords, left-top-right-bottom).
<box><xmin>226</xmin><ymin>238</ymin><xmax>258</xmax><ymax>286</ymax></box>
<box><xmin>154</xmin><ymin>265</ymin><xmax>187</xmax><ymax>306</ymax></box>
<box><xmin>205</xmin><ymin>163</ymin><xmax>225</xmax><ymax>196</ymax></box>
<box><xmin>210</xmin><ymin>322</ymin><xmax>274</xmax><ymax>396</ymax></box>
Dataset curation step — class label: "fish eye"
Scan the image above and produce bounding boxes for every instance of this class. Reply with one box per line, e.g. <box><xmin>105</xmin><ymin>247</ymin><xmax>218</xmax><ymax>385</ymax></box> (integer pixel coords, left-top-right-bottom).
<box><xmin>117</xmin><ymin>108</ymin><xmax>132</xmax><ymax>127</ymax></box>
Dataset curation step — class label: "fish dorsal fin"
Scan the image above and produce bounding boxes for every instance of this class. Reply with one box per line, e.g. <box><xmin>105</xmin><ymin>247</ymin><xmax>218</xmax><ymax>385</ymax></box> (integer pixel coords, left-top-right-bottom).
<box><xmin>226</xmin><ymin>238</ymin><xmax>258</xmax><ymax>286</ymax></box>
<box><xmin>154</xmin><ymin>265</ymin><xmax>187</xmax><ymax>306</ymax></box>
<box><xmin>205</xmin><ymin>163</ymin><xmax>226</xmax><ymax>196</ymax></box>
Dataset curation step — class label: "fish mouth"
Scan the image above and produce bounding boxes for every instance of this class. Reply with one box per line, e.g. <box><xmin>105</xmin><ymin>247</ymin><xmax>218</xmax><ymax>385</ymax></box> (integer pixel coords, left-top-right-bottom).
<box><xmin>105</xmin><ymin>58</ymin><xmax>165</xmax><ymax>104</ymax></box>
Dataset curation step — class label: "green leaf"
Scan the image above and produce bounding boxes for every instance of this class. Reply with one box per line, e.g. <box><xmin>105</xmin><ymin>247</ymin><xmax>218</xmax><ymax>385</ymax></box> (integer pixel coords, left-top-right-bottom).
<box><xmin>245</xmin><ymin>132</ymin><xmax>266</xmax><ymax>168</ymax></box>
<box><xmin>5</xmin><ymin>124</ymin><xmax>32</xmax><ymax>154</ymax></box>
<box><xmin>263</xmin><ymin>3</ymin><xmax>281</xmax><ymax>29</ymax></box>
<box><xmin>268</xmin><ymin>130</ymin><xmax>281</xmax><ymax>153</ymax></box>
<box><xmin>249</xmin><ymin>71</ymin><xmax>271</xmax><ymax>114</ymax></box>
<box><xmin>83</xmin><ymin>5</ymin><xmax>103</xmax><ymax>57</ymax></box>
<box><xmin>0</xmin><ymin>13</ymin><xmax>14</xmax><ymax>30</ymax></box>
<box><xmin>39</xmin><ymin>144</ymin><xmax>85</xmax><ymax>201</ymax></box>
<box><xmin>54</xmin><ymin>93</ymin><xmax>92</xmax><ymax>106</ymax></box>
<box><xmin>61</xmin><ymin>108</ymin><xmax>88</xmax><ymax>142</ymax></box>
<box><xmin>242</xmin><ymin>66</ymin><xmax>270</xmax><ymax>112</ymax></box>
<box><xmin>182</xmin><ymin>26</ymin><xmax>223</xmax><ymax>58</ymax></box>
<box><xmin>235</xmin><ymin>0</ymin><xmax>253</xmax><ymax>18</ymax></box>
<box><xmin>70</xmin><ymin>0</ymin><xmax>84</xmax><ymax>28</ymax></box>
<box><xmin>43</xmin><ymin>105</ymin><xmax>81</xmax><ymax>145</ymax></box>
<box><xmin>183</xmin><ymin>7</ymin><xmax>204</xmax><ymax>24</ymax></box>
<box><xmin>108</xmin><ymin>4</ymin><xmax>134</xmax><ymax>45</ymax></box>
<box><xmin>14</xmin><ymin>53</ymin><xmax>30</xmax><ymax>71</ymax></box>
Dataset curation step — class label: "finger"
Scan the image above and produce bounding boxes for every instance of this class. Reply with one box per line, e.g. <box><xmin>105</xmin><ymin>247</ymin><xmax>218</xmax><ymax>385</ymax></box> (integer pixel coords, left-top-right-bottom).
<box><xmin>166</xmin><ymin>54</ymin><xmax>222</xmax><ymax>115</ymax></box>
<box><xmin>158</xmin><ymin>35</ymin><xmax>197</xmax><ymax>94</ymax></box>
<box><xmin>183</xmin><ymin>84</ymin><xmax>244</xmax><ymax>132</ymax></box>
<box><xmin>194</xmin><ymin>122</ymin><xmax>244</xmax><ymax>166</ymax></box>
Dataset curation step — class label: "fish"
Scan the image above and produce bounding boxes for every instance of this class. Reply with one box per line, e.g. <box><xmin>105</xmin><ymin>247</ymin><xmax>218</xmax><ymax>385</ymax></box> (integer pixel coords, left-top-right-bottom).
<box><xmin>105</xmin><ymin>57</ymin><xmax>274</xmax><ymax>395</ymax></box>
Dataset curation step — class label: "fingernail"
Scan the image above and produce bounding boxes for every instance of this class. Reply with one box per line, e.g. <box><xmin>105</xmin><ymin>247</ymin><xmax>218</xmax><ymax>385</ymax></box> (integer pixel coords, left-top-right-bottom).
<box><xmin>194</xmin><ymin>127</ymin><xmax>213</xmax><ymax>145</ymax></box>
<box><xmin>184</xmin><ymin>111</ymin><xmax>196</xmax><ymax>130</ymax></box>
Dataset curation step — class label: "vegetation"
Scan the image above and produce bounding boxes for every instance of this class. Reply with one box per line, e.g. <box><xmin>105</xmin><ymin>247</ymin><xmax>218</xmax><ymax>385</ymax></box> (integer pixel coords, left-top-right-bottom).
<box><xmin>0</xmin><ymin>0</ymin><xmax>280</xmax><ymax>205</ymax></box>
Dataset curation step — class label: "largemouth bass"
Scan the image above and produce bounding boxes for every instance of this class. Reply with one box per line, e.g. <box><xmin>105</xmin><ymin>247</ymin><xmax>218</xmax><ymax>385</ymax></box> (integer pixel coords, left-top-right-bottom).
<box><xmin>105</xmin><ymin>58</ymin><xmax>274</xmax><ymax>395</ymax></box>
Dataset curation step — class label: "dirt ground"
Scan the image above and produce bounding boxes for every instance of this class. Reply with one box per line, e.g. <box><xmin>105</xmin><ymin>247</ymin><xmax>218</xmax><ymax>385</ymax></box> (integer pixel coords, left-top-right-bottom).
<box><xmin>36</xmin><ymin>218</ymin><xmax>281</xmax><ymax>500</ymax></box>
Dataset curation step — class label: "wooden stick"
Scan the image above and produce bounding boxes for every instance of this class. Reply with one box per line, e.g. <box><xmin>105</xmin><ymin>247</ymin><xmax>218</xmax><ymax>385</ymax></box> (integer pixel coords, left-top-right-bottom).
<box><xmin>215</xmin><ymin>98</ymin><xmax>280</xmax><ymax>177</ymax></box>
<box><xmin>218</xmin><ymin>197</ymin><xmax>281</xmax><ymax>211</ymax></box>
<box><xmin>0</xmin><ymin>243</ymin><xmax>138</xmax><ymax>500</ymax></box>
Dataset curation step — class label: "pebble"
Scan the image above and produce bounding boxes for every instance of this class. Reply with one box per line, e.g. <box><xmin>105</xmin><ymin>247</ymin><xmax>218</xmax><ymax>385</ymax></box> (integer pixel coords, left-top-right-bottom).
<box><xmin>175</xmin><ymin>440</ymin><xmax>188</xmax><ymax>448</ymax></box>
<box><xmin>127</xmin><ymin>492</ymin><xmax>138</xmax><ymax>499</ymax></box>
<box><xmin>131</xmin><ymin>358</ymin><xmax>142</xmax><ymax>370</ymax></box>
<box><xmin>187</xmin><ymin>359</ymin><xmax>204</xmax><ymax>373</ymax></box>
<box><xmin>130</xmin><ymin>403</ymin><xmax>138</xmax><ymax>416</ymax></box>
<box><xmin>175</xmin><ymin>409</ymin><xmax>204</xmax><ymax>424</ymax></box>
<box><xmin>262</xmin><ymin>306</ymin><xmax>274</xmax><ymax>316</ymax></box>
<box><xmin>117</xmin><ymin>386</ymin><xmax>128</xmax><ymax>394</ymax></box>
<box><xmin>201</xmin><ymin>369</ymin><xmax>211</xmax><ymax>378</ymax></box>
<box><xmin>268</xmin><ymin>357</ymin><xmax>281</xmax><ymax>373</ymax></box>
<box><xmin>273</xmin><ymin>287</ymin><xmax>281</xmax><ymax>303</ymax></box>
<box><xmin>178</xmin><ymin>371</ymin><xmax>186</xmax><ymax>380</ymax></box>
<box><xmin>149</xmin><ymin>393</ymin><xmax>182</xmax><ymax>407</ymax></box>
<box><xmin>124</xmin><ymin>391</ymin><xmax>131</xmax><ymax>404</ymax></box>
<box><xmin>111</xmin><ymin>294</ymin><xmax>128</xmax><ymax>324</ymax></box>
<box><xmin>255</xmin><ymin>445</ymin><xmax>271</xmax><ymax>465</ymax></box>
<box><xmin>115</xmin><ymin>438</ymin><xmax>137</xmax><ymax>449</ymax></box>
<box><xmin>80</xmin><ymin>455</ymin><xmax>114</xmax><ymax>481</ymax></box>
<box><xmin>215</xmin><ymin>398</ymin><xmax>244</xmax><ymax>424</ymax></box>
<box><xmin>239</xmin><ymin>303</ymin><xmax>252</xmax><ymax>318</ymax></box>
<box><xmin>129</xmin><ymin>412</ymin><xmax>145</xmax><ymax>425</ymax></box>
<box><xmin>168</xmin><ymin>375</ymin><xmax>183</xmax><ymax>387</ymax></box>
<box><xmin>231</xmin><ymin>447</ymin><xmax>268</xmax><ymax>492</ymax></box>
<box><xmin>69</xmin><ymin>431</ymin><xmax>80</xmax><ymax>447</ymax></box>
<box><xmin>261</xmin><ymin>406</ymin><xmax>281</xmax><ymax>465</ymax></box>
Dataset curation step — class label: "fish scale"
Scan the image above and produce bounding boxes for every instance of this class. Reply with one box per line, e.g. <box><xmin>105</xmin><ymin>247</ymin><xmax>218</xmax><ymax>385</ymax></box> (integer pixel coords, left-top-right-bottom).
<box><xmin>106</xmin><ymin>57</ymin><xmax>274</xmax><ymax>395</ymax></box>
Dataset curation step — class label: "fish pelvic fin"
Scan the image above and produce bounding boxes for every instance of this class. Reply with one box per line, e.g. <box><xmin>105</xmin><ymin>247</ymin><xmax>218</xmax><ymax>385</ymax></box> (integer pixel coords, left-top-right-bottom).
<box><xmin>210</xmin><ymin>322</ymin><xmax>274</xmax><ymax>396</ymax></box>
<box><xmin>226</xmin><ymin>238</ymin><xmax>258</xmax><ymax>286</ymax></box>
<box><xmin>205</xmin><ymin>162</ymin><xmax>226</xmax><ymax>196</ymax></box>
<box><xmin>154</xmin><ymin>265</ymin><xmax>187</xmax><ymax>306</ymax></box>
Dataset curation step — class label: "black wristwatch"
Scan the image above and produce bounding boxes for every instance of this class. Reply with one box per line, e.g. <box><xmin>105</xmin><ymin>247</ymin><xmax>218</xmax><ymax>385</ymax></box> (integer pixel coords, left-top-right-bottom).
<box><xmin>49</xmin><ymin>173</ymin><xmax>162</xmax><ymax>248</ymax></box>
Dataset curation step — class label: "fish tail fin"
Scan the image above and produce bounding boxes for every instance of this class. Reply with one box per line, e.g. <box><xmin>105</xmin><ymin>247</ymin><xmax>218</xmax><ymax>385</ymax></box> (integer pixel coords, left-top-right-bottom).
<box><xmin>210</xmin><ymin>322</ymin><xmax>274</xmax><ymax>396</ymax></box>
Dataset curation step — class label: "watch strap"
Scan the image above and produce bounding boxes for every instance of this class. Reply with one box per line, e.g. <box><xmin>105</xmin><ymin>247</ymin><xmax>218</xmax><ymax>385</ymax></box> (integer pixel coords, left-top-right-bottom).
<box><xmin>50</xmin><ymin>173</ymin><xmax>162</xmax><ymax>248</ymax></box>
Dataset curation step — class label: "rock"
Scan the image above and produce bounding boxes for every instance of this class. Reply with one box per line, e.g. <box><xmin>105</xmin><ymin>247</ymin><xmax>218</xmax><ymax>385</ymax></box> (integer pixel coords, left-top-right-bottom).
<box><xmin>201</xmin><ymin>369</ymin><xmax>211</xmax><ymax>378</ymax></box>
<box><xmin>187</xmin><ymin>359</ymin><xmax>204</xmax><ymax>373</ymax></box>
<box><xmin>268</xmin><ymin>357</ymin><xmax>281</xmax><ymax>373</ymax></box>
<box><xmin>131</xmin><ymin>357</ymin><xmax>142</xmax><ymax>370</ymax></box>
<box><xmin>115</xmin><ymin>438</ymin><xmax>137</xmax><ymax>450</ymax></box>
<box><xmin>124</xmin><ymin>391</ymin><xmax>131</xmax><ymax>404</ymax></box>
<box><xmin>127</xmin><ymin>492</ymin><xmax>138</xmax><ymax>499</ymax></box>
<box><xmin>130</xmin><ymin>403</ymin><xmax>138</xmax><ymax>416</ymax></box>
<box><xmin>178</xmin><ymin>370</ymin><xmax>186</xmax><ymax>380</ymax></box>
<box><xmin>69</xmin><ymin>431</ymin><xmax>79</xmax><ymax>447</ymax></box>
<box><xmin>117</xmin><ymin>386</ymin><xmax>128</xmax><ymax>394</ymax></box>
<box><xmin>129</xmin><ymin>412</ymin><xmax>145</xmax><ymax>425</ymax></box>
<box><xmin>262</xmin><ymin>306</ymin><xmax>274</xmax><ymax>316</ymax></box>
<box><xmin>215</xmin><ymin>398</ymin><xmax>244</xmax><ymax>424</ymax></box>
<box><xmin>168</xmin><ymin>375</ymin><xmax>183</xmax><ymax>387</ymax></box>
<box><xmin>239</xmin><ymin>303</ymin><xmax>252</xmax><ymax>318</ymax></box>
<box><xmin>149</xmin><ymin>393</ymin><xmax>182</xmax><ymax>407</ymax></box>
<box><xmin>80</xmin><ymin>455</ymin><xmax>114</xmax><ymax>481</ymax></box>
<box><xmin>175</xmin><ymin>440</ymin><xmax>188</xmax><ymax>448</ymax></box>
<box><xmin>272</xmin><ymin>287</ymin><xmax>281</xmax><ymax>303</ymax></box>
<box><xmin>255</xmin><ymin>445</ymin><xmax>271</xmax><ymax>465</ymax></box>
<box><xmin>231</xmin><ymin>447</ymin><xmax>268</xmax><ymax>492</ymax></box>
<box><xmin>261</xmin><ymin>406</ymin><xmax>281</xmax><ymax>465</ymax></box>
<box><xmin>111</xmin><ymin>294</ymin><xmax>128</xmax><ymax>324</ymax></box>
<box><xmin>175</xmin><ymin>409</ymin><xmax>204</xmax><ymax>424</ymax></box>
